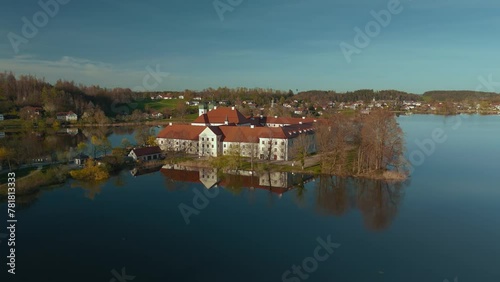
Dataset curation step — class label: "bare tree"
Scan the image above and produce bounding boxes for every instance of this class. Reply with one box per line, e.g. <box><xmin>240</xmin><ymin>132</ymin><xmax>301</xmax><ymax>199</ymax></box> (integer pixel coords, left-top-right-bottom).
<box><xmin>356</xmin><ymin>109</ymin><xmax>405</xmax><ymax>175</ymax></box>
<box><xmin>316</xmin><ymin>114</ymin><xmax>353</xmax><ymax>175</ymax></box>
<box><xmin>290</xmin><ymin>133</ymin><xmax>313</xmax><ymax>170</ymax></box>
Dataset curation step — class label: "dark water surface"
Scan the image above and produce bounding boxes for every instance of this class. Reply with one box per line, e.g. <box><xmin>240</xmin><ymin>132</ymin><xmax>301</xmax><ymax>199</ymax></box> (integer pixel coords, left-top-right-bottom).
<box><xmin>1</xmin><ymin>115</ymin><xmax>499</xmax><ymax>282</ymax></box>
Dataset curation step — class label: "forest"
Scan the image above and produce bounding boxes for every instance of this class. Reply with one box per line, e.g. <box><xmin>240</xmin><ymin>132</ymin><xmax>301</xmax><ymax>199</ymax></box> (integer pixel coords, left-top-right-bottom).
<box><xmin>422</xmin><ymin>90</ymin><xmax>500</xmax><ymax>102</ymax></box>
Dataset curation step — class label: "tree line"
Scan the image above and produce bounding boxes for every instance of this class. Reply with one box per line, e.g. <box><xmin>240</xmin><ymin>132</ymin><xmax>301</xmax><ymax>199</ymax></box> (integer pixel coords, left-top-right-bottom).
<box><xmin>0</xmin><ymin>71</ymin><xmax>139</xmax><ymax>117</ymax></box>
<box><xmin>423</xmin><ymin>90</ymin><xmax>500</xmax><ymax>102</ymax></box>
<box><xmin>315</xmin><ymin>109</ymin><xmax>407</xmax><ymax>179</ymax></box>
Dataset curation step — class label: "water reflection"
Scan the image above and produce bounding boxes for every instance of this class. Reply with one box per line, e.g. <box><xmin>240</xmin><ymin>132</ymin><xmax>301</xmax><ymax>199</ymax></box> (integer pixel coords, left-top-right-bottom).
<box><xmin>70</xmin><ymin>181</ymin><xmax>107</xmax><ymax>200</ymax></box>
<box><xmin>0</xmin><ymin>126</ymin><xmax>154</xmax><ymax>167</ymax></box>
<box><xmin>160</xmin><ymin>165</ymin><xmax>313</xmax><ymax>195</ymax></box>
<box><xmin>316</xmin><ymin>176</ymin><xmax>408</xmax><ymax>231</ymax></box>
<box><xmin>160</xmin><ymin>167</ymin><xmax>408</xmax><ymax>231</ymax></box>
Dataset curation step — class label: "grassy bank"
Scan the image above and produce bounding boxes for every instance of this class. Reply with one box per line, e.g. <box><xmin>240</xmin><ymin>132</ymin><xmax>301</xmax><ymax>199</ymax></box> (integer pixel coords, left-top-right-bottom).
<box><xmin>176</xmin><ymin>155</ymin><xmax>407</xmax><ymax>181</ymax></box>
<box><xmin>0</xmin><ymin>166</ymin><xmax>70</xmax><ymax>197</ymax></box>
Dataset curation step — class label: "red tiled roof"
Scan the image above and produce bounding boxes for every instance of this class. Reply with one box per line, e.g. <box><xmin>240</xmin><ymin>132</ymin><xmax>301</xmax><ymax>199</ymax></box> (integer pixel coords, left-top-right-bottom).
<box><xmin>131</xmin><ymin>146</ymin><xmax>162</xmax><ymax>156</ymax></box>
<box><xmin>219</xmin><ymin>124</ymin><xmax>314</xmax><ymax>143</ymax></box>
<box><xmin>192</xmin><ymin>107</ymin><xmax>250</xmax><ymax>124</ymax></box>
<box><xmin>157</xmin><ymin>122</ymin><xmax>314</xmax><ymax>143</ymax></box>
<box><xmin>207</xmin><ymin>126</ymin><xmax>223</xmax><ymax>136</ymax></box>
<box><xmin>263</xmin><ymin>116</ymin><xmax>316</xmax><ymax>125</ymax></box>
<box><xmin>157</xmin><ymin>124</ymin><xmax>205</xmax><ymax>140</ymax></box>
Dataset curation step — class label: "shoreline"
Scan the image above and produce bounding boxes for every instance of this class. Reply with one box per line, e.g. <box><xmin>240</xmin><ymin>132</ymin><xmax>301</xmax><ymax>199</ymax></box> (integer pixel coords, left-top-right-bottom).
<box><xmin>2</xmin><ymin>112</ymin><xmax>499</xmax><ymax>130</ymax></box>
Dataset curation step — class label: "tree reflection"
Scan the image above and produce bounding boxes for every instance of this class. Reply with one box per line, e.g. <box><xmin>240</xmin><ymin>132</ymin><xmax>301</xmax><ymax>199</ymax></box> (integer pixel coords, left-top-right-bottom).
<box><xmin>315</xmin><ymin>176</ymin><xmax>351</xmax><ymax>216</ymax></box>
<box><xmin>356</xmin><ymin>179</ymin><xmax>406</xmax><ymax>231</ymax></box>
<box><xmin>71</xmin><ymin>180</ymin><xmax>106</xmax><ymax>200</ymax></box>
<box><xmin>315</xmin><ymin>176</ymin><xmax>408</xmax><ymax>231</ymax></box>
<box><xmin>294</xmin><ymin>177</ymin><xmax>308</xmax><ymax>208</ymax></box>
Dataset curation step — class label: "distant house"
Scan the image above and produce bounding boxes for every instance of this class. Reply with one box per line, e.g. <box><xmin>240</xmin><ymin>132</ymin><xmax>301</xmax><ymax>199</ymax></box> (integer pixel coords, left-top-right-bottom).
<box><xmin>0</xmin><ymin>114</ymin><xmax>4</xmax><ymax>121</ymax></box>
<box><xmin>151</xmin><ymin>112</ymin><xmax>164</xmax><ymax>119</ymax></box>
<box><xmin>56</xmin><ymin>111</ymin><xmax>78</xmax><ymax>122</ymax></box>
<box><xmin>128</xmin><ymin>146</ymin><xmax>162</xmax><ymax>162</ymax></box>
<box><xmin>22</xmin><ymin>106</ymin><xmax>44</xmax><ymax>119</ymax></box>
<box><xmin>57</xmin><ymin>128</ymin><xmax>79</xmax><ymax>135</ymax></box>
<box><xmin>156</xmin><ymin>93</ymin><xmax>174</xmax><ymax>100</ymax></box>
<box><xmin>178</xmin><ymin>95</ymin><xmax>185</xmax><ymax>99</ymax></box>
<box><xmin>74</xmin><ymin>153</ymin><xmax>90</xmax><ymax>166</ymax></box>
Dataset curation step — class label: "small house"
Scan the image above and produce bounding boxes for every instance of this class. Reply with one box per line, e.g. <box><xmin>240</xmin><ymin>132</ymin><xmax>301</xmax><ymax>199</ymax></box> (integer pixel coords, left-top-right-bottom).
<box><xmin>74</xmin><ymin>153</ymin><xmax>90</xmax><ymax>166</ymax></box>
<box><xmin>56</xmin><ymin>111</ymin><xmax>78</xmax><ymax>122</ymax></box>
<box><xmin>128</xmin><ymin>146</ymin><xmax>162</xmax><ymax>162</ymax></box>
<box><xmin>151</xmin><ymin>112</ymin><xmax>164</xmax><ymax>119</ymax></box>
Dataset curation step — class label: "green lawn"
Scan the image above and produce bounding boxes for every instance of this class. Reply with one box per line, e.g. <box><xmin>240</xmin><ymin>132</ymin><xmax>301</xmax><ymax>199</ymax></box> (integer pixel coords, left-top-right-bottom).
<box><xmin>137</xmin><ymin>99</ymin><xmax>181</xmax><ymax>111</ymax></box>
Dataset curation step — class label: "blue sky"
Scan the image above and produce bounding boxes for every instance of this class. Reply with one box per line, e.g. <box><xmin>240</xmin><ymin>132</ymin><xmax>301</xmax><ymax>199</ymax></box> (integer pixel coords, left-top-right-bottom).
<box><xmin>1</xmin><ymin>0</ymin><xmax>500</xmax><ymax>94</ymax></box>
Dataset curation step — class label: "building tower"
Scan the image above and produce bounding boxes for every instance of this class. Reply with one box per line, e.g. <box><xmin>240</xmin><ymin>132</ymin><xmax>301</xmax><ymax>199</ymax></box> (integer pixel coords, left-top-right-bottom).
<box><xmin>199</xmin><ymin>103</ymin><xmax>208</xmax><ymax>116</ymax></box>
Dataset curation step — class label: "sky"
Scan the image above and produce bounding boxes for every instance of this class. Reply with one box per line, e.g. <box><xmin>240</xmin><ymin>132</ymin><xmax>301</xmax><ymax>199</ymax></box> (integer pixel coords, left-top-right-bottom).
<box><xmin>1</xmin><ymin>0</ymin><xmax>500</xmax><ymax>94</ymax></box>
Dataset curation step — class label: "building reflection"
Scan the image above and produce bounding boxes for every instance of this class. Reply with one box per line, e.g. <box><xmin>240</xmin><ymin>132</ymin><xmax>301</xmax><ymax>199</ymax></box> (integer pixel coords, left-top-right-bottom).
<box><xmin>160</xmin><ymin>168</ymin><xmax>407</xmax><ymax>231</ymax></box>
<box><xmin>159</xmin><ymin>165</ymin><xmax>313</xmax><ymax>197</ymax></box>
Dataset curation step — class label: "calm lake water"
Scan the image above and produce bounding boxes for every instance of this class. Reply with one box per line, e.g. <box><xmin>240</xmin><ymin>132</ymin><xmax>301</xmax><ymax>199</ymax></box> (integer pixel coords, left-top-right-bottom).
<box><xmin>1</xmin><ymin>115</ymin><xmax>499</xmax><ymax>282</ymax></box>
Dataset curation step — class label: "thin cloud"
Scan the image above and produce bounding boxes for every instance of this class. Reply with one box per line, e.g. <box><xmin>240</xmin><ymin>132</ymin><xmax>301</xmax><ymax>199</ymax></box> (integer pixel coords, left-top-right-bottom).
<box><xmin>0</xmin><ymin>56</ymin><xmax>173</xmax><ymax>89</ymax></box>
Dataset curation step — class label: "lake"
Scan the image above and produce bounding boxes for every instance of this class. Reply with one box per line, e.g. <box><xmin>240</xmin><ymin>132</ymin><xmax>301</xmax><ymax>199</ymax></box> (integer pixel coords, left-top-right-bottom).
<box><xmin>1</xmin><ymin>115</ymin><xmax>499</xmax><ymax>282</ymax></box>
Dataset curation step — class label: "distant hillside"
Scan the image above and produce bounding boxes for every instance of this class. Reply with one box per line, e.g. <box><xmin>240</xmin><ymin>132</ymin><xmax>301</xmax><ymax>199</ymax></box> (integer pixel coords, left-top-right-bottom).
<box><xmin>0</xmin><ymin>71</ymin><xmax>157</xmax><ymax>117</ymax></box>
<box><xmin>423</xmin><ymin>91</ymin><xmax>500</xmax><ymax>102</ymax></box>
<box><xmin>296</xmin><ymin>89</ymin><xmax>422</xmax><ymax>103</ymax></box>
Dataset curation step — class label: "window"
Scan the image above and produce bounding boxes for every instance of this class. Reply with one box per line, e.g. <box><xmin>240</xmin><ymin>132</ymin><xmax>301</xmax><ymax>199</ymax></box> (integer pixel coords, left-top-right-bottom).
<box><xmin>281</xmin><ymin>141</ymin><xmax>284</xmax><ymax>145</ymax></box>
<box><xmin>176</xmin><ymin>142</ymin><xmax>179</xmax><ymax>145</ymax></box>
<box><xmin>262</xmin><ymin>141</ymin><xmax>265</xmax><ymax>144</ymax></box>
<box><xmin>274</xmin><ymin>148</ymin><xmax>278</xmax><ymax>152</ymax></box>
<box><xmin>224</xmin><ymin>144</ymin><xmax>226</xmax><ymax>148</ymax></box>
<box><xmin>212</xmin><ymin>145</ymin><xmax>214</xmax><ymax>148</ymax></box>
<box><xmin>202</xmin><ymin>144</ymin><xmax>204</xmax><ymax>148</ymax></box>
<box><xmin>212</xmin><ymin>138</ymin><xmax>214</xmax><ymax>141</ymax></box>
<box><xmin>202</xmin><ymin>138</ymin><xmax>205</xmax><ymax>141</ymax></box>
<box><xmin>275</xmin><ymin>141</ymin><xmax>277</xmax><ymax>145</ymax></box>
